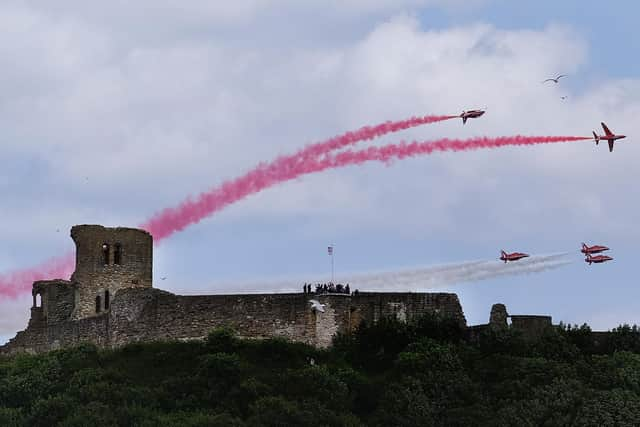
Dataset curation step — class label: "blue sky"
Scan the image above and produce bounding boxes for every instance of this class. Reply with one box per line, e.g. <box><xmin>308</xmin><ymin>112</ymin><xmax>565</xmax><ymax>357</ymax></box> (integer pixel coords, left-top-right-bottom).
<box><xmin>433</xmin><ymin>1</ymin><xmax>640</xmax><ymax>79</ymax></box>
<box><xmin>1</xmin><ymin>0</ymin><xmax>640</xmax><ymax>343</ymax></box>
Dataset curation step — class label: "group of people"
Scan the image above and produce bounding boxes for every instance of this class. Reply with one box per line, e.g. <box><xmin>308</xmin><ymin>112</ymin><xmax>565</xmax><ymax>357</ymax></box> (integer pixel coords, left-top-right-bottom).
<box><xmin>302</xmin><ymin>282</ymin><xmax>354</xmax><ymax>295</ymax></box>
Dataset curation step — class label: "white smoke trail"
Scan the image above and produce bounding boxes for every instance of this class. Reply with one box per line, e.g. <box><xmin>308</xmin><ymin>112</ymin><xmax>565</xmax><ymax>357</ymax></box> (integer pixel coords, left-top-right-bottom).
<box><xmin>167</xmin><ymin>253</ymin><xmax>572</xmax><ymax>295</ymax></box>
<box><xmin>346</xmin><ymin>253</ymin><xmax>572</xmax><ymax>291</ymax></box>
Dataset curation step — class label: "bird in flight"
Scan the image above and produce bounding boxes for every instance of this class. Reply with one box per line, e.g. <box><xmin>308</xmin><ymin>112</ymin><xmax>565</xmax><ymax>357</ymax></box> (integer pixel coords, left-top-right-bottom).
<box><xmin>160</xmin><ymin>277</ymin><xmax>167</xmax><ymax>280</ymax></box>
<box><xmin>560</xmin><ymin>96</ymin><xmax>568</xmax><ymax>100</ymax></box>
<box><xmin>309</xmin><ymin>299</ymin><xmax>326</xmax><ymax>313</ymax></box>
<box><xmin>543</xmin><ymin>74</ymin><xmax>567</xmax><ymax>84</ymax></box>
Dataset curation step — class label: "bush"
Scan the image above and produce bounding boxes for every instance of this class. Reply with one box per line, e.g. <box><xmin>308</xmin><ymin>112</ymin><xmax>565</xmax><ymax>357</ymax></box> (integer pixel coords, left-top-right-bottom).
<box><xmin>205</xmin><ymin>328</ymin><xmax>240</xmax><ymax>354</ymax></box>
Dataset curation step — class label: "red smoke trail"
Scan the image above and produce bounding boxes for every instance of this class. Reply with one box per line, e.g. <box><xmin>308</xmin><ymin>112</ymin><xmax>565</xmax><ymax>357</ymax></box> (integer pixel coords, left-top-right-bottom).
<box><xmin>0</xmin><ymin>114</ymin><xmax>456</xmax><ymax>297</ymax></box>
<box><xmin>293</xmin><ymin>115</ymin><xmax>458</xmax><ymax>161</ymax></box>
<box><xmin>0</xmin><ymin>254</ymin><xmax>74</xmax><ymax>298</ymax></box>
<box><xmin>325</xmin><ymin>135</ymin><xmax>592</xmax><ymax>165</ymax></box>
<box><xmin>142</xmin><ymin>134</ymin><xmax>589</xmax><ymax>242</ymax></box>
<box><xmin>0</xmin><ymin>134</ymin><xmax>588</xmax><ymax>298</ymax></box>
<box><xmin>143</xmin><ymin>115</ymin><xmax>457</xmax><ymax>241</ymax></box>
<box><xmin>0</xmin><ymin>134</ymin><xmax>589</xmax><ymax>298</ymax></box>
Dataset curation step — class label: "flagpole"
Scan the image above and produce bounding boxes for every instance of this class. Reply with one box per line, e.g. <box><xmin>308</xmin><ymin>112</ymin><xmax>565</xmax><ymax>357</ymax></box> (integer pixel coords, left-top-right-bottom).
<box><xmin>330</xmin><ymin>243</ymin><xmax>334</xmax><ymax>284</ymax></box>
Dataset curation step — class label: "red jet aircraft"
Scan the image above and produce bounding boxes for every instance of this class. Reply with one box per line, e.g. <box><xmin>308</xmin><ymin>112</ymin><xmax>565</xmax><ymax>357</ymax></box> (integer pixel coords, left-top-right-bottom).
<box><xmin>585</xmin><ymin>254</ymin><xmax>613</xmax><ymax>265</ymax></box>
<box><xmin>581</xmin><ymin>242</ymin><xmax>609</xmax><ymax>255</ymax></box>
<box><xmin>593</xmin><ymin>122</ymin><xmax>626</xmax><ymax>152</ymax></box>
<box><xmin>500</xmin><ymin>250</ymin><xmax>529</xmax><ymax>263</ymax></box>
<box><xmin>460</xmin><ymin>109</ymin><xmax>485</xmax><ymax>124</ymax></box>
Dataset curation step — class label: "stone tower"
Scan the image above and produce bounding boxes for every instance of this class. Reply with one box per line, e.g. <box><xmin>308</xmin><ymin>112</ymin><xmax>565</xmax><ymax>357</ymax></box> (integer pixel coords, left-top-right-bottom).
<box><xmin>70</xmin><ymin>225</ymin><xmax>152</xmax><ymax>319</ymax></box>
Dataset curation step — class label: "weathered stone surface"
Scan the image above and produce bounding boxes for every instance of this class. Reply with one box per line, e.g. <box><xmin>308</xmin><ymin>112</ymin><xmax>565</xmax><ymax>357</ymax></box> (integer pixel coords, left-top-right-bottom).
<box><xmin>1</xmin><ymin>225</ymin><xmax>580</xmax><ymax>355</ymax></box>
<box><xmin>468</xmin><ymin>305</ymin><xmax>556</xmax><ymax>343</ymax></box>
<box><xmin>1</xmin><ymin>288</ymin><xmax>466</xmax><ymax>354</ymax></box>
<box><xmin>0</xmin><ymin>225</ymin><xmax>468</xmax><ymax>355</ymax></box>
<box><xmin>107</xmin><ymin>290</ymin><xmax>466</xmax><ymax>349</ymax></box>
<box><xmin>489</xmin><ymin>303</ymin><xmax>508</xmax><ymax>329</ymax></box>
<box><xmin>33</xmin><ymin>280</ymin><xmax>74</xmax><ymax>324</ymax></box>
<box><xmin>70</xmin><ymin>225</ymin><xmax>152</xmax><ymax>319</ymax></box>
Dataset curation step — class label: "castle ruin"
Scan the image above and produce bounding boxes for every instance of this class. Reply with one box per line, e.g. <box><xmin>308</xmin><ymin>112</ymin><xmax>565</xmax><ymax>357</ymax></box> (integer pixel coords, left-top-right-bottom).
<box><xmin>0</xmin><ymin>225</ymin><xmax>468</xmax><ymax>355</ymax></box>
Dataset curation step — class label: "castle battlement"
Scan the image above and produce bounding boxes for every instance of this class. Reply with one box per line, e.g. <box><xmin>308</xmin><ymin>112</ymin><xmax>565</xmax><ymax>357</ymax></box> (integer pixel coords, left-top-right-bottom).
<box><xmin>0</xmin><ymin>225</ymin><xmax>468</xmax><ymax>355</ymax></box>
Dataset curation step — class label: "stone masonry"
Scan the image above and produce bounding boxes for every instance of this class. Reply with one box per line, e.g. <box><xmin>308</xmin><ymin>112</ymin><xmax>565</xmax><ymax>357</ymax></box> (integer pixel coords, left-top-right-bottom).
<box><xmin>70</xmin><ymin>225</ymin><xmax>152</xmax><ymax>319</ymax></box>
<box><xmin>0</xmin><ymin>225</ymin><xmax>466</xmax><ymax>355</ymax></box>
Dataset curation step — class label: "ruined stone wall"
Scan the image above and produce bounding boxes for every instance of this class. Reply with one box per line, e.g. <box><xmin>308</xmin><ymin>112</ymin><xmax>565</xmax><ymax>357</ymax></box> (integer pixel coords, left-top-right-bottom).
<box><xmin>510</xmin><ymin>315</ymin><xmax>552</xmax><ymax>339</ymax></box>
<box><xmin>108</xmin><ymin>289</ymin><xmax>466</xmax><ymax>349</ymax></box>
<box><xmin>33</xmin><ymin>280</ymin><xmax>75</xmax><ymax>324</ymax></box>
<box><xmin>1</xmin><ymin>290</ymin><xmax>466</xmax><ymax>354</ymax></box>
<box><xmin>1</xmin><ymin>315</ymin><xmax>109</xmax><ymax>355</ymax></box>
<box><xmin>70</xmin><ymin>225</ymin><xmax>152</xmax><ymax>320</ymax></box>
<box><xmin>109</xmin><ymin>289</ymin><xmax>317</xmax><ymax>346</ymax></box>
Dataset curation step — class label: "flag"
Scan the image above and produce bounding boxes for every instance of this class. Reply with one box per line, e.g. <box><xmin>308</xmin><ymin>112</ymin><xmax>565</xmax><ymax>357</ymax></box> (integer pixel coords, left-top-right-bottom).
<box><xmin>327</xmin><ymin>246</ymin><xmax>333</xmax><ymax>255</ymax></box>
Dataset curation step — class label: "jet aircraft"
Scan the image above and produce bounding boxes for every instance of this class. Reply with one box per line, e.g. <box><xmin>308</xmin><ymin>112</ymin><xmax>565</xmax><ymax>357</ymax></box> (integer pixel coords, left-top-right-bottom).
<box><xmin>593</xmin><ymin>122</ymin><xmax>626</xmax><ymax>152</ymax></box>
<box><xmin>500</xmin><ymin>250</ymin><xmax>529</xmax><ymax>263</ymax></box>
<box><xmin>581</xmin><ymin>243</ymin><xmax>609</xmax><ymax>255</ymax></box>
<box><xmin>460</xmin><ymin>109</ymin><xmax>485</xmax><ymax>124</ymax></box>
<box><xmin>585</xmin><ymin>254</ymin><xmax>613</xmax><ymax>265</ymax></box>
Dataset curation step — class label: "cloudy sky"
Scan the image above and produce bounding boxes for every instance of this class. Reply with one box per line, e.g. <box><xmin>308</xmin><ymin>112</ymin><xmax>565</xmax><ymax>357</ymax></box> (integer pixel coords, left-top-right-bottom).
<box><xmin>2</xmin><ymin>0</ymin><xmax>639</xmax><ymax>343</ymax></box>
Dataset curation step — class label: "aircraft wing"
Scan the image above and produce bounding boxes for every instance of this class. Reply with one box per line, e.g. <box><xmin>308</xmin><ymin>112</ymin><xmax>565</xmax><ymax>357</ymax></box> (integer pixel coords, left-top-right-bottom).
<box><xmin>601</xmin><ymin>122</ymin><xmax>613</xmax><ymax>136</ymax></box>
<box><xmin>609</xmin><ymin>140</ymin><xmax>614</xmax><ymax>152</ymax></box>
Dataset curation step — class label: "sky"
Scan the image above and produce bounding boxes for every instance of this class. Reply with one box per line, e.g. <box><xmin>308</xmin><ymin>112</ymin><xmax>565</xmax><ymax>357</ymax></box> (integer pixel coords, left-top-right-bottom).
<box><xmin>2</xmin><ymin>0</ymin><xmax>640</xmax><ymax>343</ymax></box>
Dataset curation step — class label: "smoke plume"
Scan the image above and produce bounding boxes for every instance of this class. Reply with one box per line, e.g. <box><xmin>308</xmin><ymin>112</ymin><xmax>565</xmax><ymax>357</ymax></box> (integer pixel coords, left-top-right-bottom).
<box><xmin>172</xmin><ymin>254</ymin><xmax>572</xmax><ymax>295</ymax></box>
<box><xmin>0</xmin><ymin>131</ymin><xmax>588</xmax><ymax>298</ymax></box>
<box><xmin>142</xmin><ymin>135</ymin><xmax>590</xmax><ymax>241</ymax></box>
<box><xmin>345</xmin><ymin>253</ymin><xmax>572</xmax><ymax>291</ymax></box>
<box><xmin>0</xmin><ymin>254</ymin><xmax>75</xmax><ymax>298</ymax></box>
<box><xmin>293</xmin><ymin>115</ymin><xmax>458</xmax><ymax>161</ymax></box>
<box><xmin>0</xmin><ymin>114</ymin><xmax>455</xmax><ymax>297</ymax></box>
<box><xmin>142</xmin><ymin>115</ymin><xmax>459</xmax><ymax>241</ymax></box>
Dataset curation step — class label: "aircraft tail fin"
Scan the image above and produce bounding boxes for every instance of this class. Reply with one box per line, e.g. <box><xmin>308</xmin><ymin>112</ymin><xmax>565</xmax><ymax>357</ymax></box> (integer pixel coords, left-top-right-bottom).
<box><xmin>462</xmin><ymin>116</ymin><xmax>467</xmax><ymax>125</ymax></box>
<box><xmin>582</xmin><ymin>242</ymin><xmax>587</xmax><ymax>251</ymax></box>
<box><xmin>593</xmin><ymin>131</ymin><xmax>599</xmax><ymax>144</ymax></box>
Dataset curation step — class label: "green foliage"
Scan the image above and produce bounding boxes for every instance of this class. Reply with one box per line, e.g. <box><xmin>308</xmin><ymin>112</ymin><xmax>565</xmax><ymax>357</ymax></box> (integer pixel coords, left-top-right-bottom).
<box><xmin>341</xmin><ymin>312</ymin><xmax>466</xmax><ymax>372</ymax></box>
<box><xmin>477</xmin><ymin>326</ymin><xmax>527</xmax><ymax>356</ymax></box>
<box><xmin>588</xmin><ymin>351</ymin><xmax>640</xmax><ymax>392</ymax></box>
<box><xmin>242</xmin><ymin>336</ymin><xmax>315</xmax><ymax>370</ymax></box>
<box><xmin>0</xmin><ymin>407</ymin><xmax>23</xmax><ymax>427</ymax></box>
<box><xmin>559</xmin><ymin>322</ymin><xmax>597</xmax><ymax>353</ymax></box>
<box><xmin>370</xmin><ymin>378</ymin><xmax>437</xmax><ymax>426</ymax></box>
<box><xmin>413</xmin><ymin>311</ymin><xmax>467</xmax><ymax>343</ymax></box>
<box><xmin>153</xmin><ymin>411</ymin><xmax>246</xmax><ymax>427</ymax></box>
<box><xmin>205</xmin><ymin>327</ymin><xmax>240</xmax><ymax>353</ymax></box>
<box><xmin>607</xmin><ymin>324</ymin><xmax>640</xmax><ymax>353</ymax></box>
<box><xmin>573</xmin><ymin>389</ymin><xmax>640</xmax><ymax>426</ymax></box>
<box><xmin>0</xmin><ymin>317</ymin><xmax>639</xmax><ymax>425</ymax></box>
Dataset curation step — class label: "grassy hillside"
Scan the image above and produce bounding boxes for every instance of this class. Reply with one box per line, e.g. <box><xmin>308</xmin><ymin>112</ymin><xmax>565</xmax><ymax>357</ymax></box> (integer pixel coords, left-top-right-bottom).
<box><xmin>1</xmin><ymin>315</ymin><xmax>639</xmax><ymax>426</ymax></box>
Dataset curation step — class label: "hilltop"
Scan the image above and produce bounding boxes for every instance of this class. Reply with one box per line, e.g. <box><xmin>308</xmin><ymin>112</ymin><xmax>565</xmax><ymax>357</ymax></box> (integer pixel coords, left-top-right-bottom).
<box><xmin>1</xmin><ymin>314</ymin><xmax>639</xmax><ymax>426</ymax></box>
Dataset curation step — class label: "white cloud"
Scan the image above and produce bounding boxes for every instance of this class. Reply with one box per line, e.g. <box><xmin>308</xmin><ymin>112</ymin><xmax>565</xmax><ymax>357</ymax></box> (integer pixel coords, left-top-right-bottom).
<box><xmin>1</xmin><ymin>7</ymin><xmax>636</xmax><ymax>246</ymax></box>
